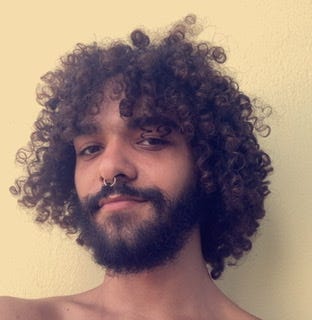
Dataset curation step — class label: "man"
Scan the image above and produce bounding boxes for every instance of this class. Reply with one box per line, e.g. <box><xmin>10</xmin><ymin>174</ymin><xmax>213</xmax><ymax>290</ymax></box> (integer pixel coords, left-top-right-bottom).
<box><xmin>1</xmin><ymin>15</ymin><xmax>272</xmax><ymax>319</ymax></box>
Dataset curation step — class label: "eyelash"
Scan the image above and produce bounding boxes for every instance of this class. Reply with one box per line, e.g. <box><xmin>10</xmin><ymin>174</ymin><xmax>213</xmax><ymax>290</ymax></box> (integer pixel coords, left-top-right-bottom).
<box><xmin>76</xmin><ymin>137</ymin><xmax>170</xmax><ymax>158</ymax></box>
<box><xmin>77</xmin><ymin>145</ymin><xmax>102</xmax><ymax>157</ymax></box>
<box><xmin>138</xmin><ymin>137</ymin><xmax>170</xmax><ymax>149</ymax></box>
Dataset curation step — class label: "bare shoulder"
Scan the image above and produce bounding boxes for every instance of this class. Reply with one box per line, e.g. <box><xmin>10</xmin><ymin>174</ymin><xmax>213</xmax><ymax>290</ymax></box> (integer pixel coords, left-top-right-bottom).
<box><xmin>0</xmin><ymin>296</ymin><xmax>40</xmax><ymax>320</ymax></box>
<box><xmin>0</xmin><ymin>296</ymin><xmax>60</xmax><ymax>320</ymax></box>
<box><xmin>0</xmin><ymin>292</ymin><xmax>109</xmax><ymax>320</ymax></box>
<box><xmin>229</xmin><ymin>303</ymin><xmax>262</xmax><ymax>320</ymax></box>
<box><xmin>217</xmin><ymin>293</ymin><xmax>262</xmax><ymax>320</ymax></box>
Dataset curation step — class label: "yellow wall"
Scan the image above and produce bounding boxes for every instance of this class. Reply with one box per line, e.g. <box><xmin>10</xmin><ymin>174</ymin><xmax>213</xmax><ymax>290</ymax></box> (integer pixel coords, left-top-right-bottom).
<box><xmin>1</xmin><ymin>1</ymin><xmax>311</xmax><ymax>319</ymax></box>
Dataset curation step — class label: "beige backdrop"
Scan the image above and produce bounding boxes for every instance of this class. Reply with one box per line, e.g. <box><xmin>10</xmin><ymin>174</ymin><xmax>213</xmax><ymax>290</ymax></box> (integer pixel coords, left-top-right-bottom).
<box><xmin>0</xmin><ymin>1</ymin><xmax>311</xmax><ymax>319</ymax></box>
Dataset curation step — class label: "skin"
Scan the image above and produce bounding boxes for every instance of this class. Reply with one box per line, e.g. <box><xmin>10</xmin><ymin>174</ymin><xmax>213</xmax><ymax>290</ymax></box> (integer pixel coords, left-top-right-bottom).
<box><xmin>0</xmin><ymin>88</ymin><xmax>261</xmax><ymax>319</ymax></box>
<box><xmin>74</xmin><ymin>95</ymin><xmax>196</xmax><ymax>232</ymax></box>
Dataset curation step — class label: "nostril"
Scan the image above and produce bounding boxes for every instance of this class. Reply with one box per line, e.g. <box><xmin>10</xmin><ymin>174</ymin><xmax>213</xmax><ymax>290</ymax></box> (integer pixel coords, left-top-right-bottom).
<box><xmin>113</xmin><ymin>173</ymin><xmax>130</xmax><ymax>184</ymax></box>
<box><xmin>102</xmin><ymin>177</ymin><xmax>117</xmax><ymax>187</ymax></box>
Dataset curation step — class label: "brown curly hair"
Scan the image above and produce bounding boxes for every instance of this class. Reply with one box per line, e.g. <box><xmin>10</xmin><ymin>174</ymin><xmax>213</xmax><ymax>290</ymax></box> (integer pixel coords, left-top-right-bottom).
<box><xmin>11</xmin><ymin>15</ymin><xmax>272</xmax><ymax>279</ymax></box>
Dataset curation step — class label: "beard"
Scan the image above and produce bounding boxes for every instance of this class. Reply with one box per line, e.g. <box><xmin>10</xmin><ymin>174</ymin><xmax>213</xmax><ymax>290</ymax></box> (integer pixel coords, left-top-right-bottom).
<box><xmin>75</xmin><ymin>182</ymin><xmax>200</xmax><ymax>275</ymax></box>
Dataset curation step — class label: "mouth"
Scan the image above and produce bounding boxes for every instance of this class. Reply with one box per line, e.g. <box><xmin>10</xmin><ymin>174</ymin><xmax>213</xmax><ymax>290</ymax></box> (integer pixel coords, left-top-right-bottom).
<box><xmin>98</xmin><ymin>194</ymin><xmax>147</xmax><ymax>211</ymax></box>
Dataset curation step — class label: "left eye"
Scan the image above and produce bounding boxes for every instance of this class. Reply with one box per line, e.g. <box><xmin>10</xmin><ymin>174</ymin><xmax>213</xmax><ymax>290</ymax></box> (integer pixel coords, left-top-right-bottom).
<box><xmin>138</xmin><ymin>138</ymin><xmax>169</xmax><ymax>149</ymax></box>
<box><xmin>78</xmin><ymin>145</ymin><xmax>102</xmax><ymax>156</ymax></box>
<box><xmin>142</xmin><ymin>138</ymin><xmax>168</xmax><ymax>145</ymax></box>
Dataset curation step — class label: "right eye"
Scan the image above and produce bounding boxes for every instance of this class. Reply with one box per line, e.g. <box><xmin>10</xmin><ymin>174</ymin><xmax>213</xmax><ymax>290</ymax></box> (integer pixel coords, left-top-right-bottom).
<box><xmin>77</xmin><ymin>144</ymin><xmax>102</xmax><ymax>157</ymax></box>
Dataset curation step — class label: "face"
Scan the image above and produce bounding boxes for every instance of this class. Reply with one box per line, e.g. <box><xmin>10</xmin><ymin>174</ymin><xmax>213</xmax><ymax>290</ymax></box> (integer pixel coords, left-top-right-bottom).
<box><xmin>73</xmin><ymin>90</ymin><xmax>199</xmax><ymax>273</ymax></box>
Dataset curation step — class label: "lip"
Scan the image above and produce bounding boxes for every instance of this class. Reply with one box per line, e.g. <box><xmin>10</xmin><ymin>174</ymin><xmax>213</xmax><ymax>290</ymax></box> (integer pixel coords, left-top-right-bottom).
<box><xmin>98</xmin><ymin>195</ymin><xmax>147</xmax><ymax>211</ymax></box>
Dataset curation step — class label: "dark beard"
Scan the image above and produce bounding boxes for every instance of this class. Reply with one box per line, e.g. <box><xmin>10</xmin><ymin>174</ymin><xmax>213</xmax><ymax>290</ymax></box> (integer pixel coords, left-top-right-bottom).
<box><xmin>75</xmin><ymin>183</ymin><xmax>200</xmax><ymax>274</ymax></box>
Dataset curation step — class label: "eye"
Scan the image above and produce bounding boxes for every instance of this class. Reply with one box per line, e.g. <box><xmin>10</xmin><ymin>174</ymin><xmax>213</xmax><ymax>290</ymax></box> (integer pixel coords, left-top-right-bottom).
<box><xmin>137</xmin><ymin>137</ymin><xmax>170</xmax><ymax>150</ymax></box>
<box><xmin>77</xmin><ymin>144</ymin><xmax>102</xmax><ymax>157</ymax></box>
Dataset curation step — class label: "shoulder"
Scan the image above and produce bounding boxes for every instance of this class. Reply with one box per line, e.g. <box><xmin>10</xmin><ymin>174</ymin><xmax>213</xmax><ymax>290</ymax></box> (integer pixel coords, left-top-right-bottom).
<box><xmin>215</xmin><ymin>293</ymin><xmax>262</xmax><ymax>320</ymax></box>
<box><xmin>228</xmin><ymin>303</ymin><xmax>262</xmax><ymax>320</ymax></box>
<box><xmin>0</xmin><ymin>293</ymin><xmax>106</xmax><ymax>320</ymax></box>
<box><xmin>0</xmin><ymin>296</ymin><xmax>39</xmax><ymax>320</ymax></box>
<box><xmin>0</xmin><ymin>296</ymin><xmax>60</xmax><ymax>320</ymax></box>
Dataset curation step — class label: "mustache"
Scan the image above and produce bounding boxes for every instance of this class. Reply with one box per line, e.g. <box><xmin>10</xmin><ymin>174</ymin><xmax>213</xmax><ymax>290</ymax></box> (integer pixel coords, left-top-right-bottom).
<box><xmin>80</xmin><ymin>183</ymin><xmax>166</xmax><ymax>216</ymax></box>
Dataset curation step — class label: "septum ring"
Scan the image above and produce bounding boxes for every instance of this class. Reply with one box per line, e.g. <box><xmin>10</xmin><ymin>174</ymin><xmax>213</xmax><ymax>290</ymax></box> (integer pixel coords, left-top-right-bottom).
<box><xmin>102</xmin><ymin>176</ymin><xmax>117</xmax><ymax>187</ymax></box>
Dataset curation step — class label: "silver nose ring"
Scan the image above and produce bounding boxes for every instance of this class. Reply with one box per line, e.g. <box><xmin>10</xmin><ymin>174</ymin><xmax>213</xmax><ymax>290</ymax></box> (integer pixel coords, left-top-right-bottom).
<box><xmin>102</xmin><ymin>177</ymin><xmax>117</xmax><ymax>187</ymax></box>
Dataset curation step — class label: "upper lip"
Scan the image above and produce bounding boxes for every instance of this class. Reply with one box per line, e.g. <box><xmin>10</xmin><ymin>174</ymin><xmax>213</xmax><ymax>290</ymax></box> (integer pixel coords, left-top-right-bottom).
<box><xmin>98</xmin><ymin>195</ymin><xmax>146</xmax><ymax>208</ymax></box>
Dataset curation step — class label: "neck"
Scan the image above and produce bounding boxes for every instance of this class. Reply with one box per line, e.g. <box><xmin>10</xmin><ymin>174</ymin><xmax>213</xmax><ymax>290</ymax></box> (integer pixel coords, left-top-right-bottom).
<box><xmin>90</xmin><ymin>229</ymin><xmax>229</xmax><ymax>319</ymax></box>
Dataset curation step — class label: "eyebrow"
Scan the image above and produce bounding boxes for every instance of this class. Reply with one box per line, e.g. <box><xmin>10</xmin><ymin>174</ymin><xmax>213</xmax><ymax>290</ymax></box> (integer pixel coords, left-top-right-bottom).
<box><xmin>127</xmin><ymin>115</ymin><xmax>179</xmax><ymax>131</ymax></box>
<box><xmin>76</xmin><ymin>121</ymin><xmax>100</xmax><ymax>136</ymax></box>
<box><xmin>75</xmin><ymin>115</ymin><xmax>179</xmax><ymax>138</ymax></box>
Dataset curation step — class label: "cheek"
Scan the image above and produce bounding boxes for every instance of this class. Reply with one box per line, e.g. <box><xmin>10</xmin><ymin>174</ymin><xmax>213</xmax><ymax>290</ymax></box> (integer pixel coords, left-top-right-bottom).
<box><xmin>173</xmin><ymin>161</ymin><xmax>194</xmax><ymax>190</ymax></box>
<box><xmin>150</xmin><ymin>155</ymin><xmax>195</xmax><ymax>199</ymax></box>
<box><xmin>74</xmin><ymin>167</ymin><xmax>83</xmax><ymax>198</ymax></box>
<box><xmin>74</xmin><ymin>164</ymin><xmax>96</xmax><ymax>199</ymax></box>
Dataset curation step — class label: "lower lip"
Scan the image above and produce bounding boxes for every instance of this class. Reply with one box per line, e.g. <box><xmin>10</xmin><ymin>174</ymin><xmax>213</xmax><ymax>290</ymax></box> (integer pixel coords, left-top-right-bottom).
<box><xmin>101</xmin><ymin>200</ymin><xmax>146</xmax><ymax>212</ymax></box>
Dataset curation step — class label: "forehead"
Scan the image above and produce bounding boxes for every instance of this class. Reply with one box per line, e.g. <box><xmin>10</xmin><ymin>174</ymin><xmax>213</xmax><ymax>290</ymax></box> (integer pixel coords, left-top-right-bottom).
<box><xmin>76</xmin><ymin>76</ymin><xmax>182</xmax><ymax>138</ymax></box>
<box><xmin>80</xmin><ymin>94</ymin><xmax>179</xmax><ymax>137</ymax></box>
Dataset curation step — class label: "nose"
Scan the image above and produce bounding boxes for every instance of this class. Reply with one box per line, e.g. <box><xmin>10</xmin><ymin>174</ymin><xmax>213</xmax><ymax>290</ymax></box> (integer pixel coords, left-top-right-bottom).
<box><xmin>98</xmin><ymin>138</ymin><xmax>138</xmax><ymax>185</ymax></box>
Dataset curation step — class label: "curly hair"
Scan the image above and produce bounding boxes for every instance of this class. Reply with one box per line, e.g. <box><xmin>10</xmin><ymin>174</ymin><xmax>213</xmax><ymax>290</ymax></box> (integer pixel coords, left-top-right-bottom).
<box><xmin>11</xmin><ymin>15</ymin><xmax>272</xmax><ymax>279</ymax></box>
